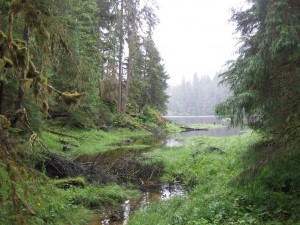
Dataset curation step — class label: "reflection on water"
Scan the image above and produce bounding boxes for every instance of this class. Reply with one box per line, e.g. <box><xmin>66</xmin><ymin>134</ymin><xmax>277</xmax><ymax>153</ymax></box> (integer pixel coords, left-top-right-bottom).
<box><xmin>164</xmin><ymin>116</ymin><xmax>244</xmax><ymax>146</ymax></box>
<box><xmin>89</xmin><ymin>182</ymin><xmax>185</xmax><ymax>225</ymax></box>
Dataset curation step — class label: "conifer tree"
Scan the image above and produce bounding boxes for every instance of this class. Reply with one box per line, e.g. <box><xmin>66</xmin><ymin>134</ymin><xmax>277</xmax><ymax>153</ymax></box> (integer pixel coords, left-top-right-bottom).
<box><xmin>216</xmin><ymin>0</ymin><xmax>300</xmax><ymax>150</ymax></box>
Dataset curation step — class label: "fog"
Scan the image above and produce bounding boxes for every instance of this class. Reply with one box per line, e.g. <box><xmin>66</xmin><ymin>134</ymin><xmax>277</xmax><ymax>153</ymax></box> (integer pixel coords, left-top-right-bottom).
<box><xmin>153</xmin><ymin>0</ymin><xmax>245</xmax><ymax>85</ymax></box>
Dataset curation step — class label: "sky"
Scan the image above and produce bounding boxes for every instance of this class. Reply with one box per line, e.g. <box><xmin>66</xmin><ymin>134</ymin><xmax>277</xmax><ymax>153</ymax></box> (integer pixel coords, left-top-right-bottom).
<box><xmin>153</xmin><ymin>0</ymin><xmax>244</xmax><ymax>85</ymax></box>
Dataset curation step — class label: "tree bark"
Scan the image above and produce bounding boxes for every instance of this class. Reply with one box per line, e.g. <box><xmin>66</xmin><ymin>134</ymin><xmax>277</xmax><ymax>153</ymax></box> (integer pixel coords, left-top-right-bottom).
<box><xmin>15</xmin><ymin>24</ymin><xmax>29</xmax><ymax>110</ymax></box>
<box><xmin>0</xmin><ymin>80</ymin><xmax>3</xmax><ymax>114</ymax></box>
<box><xmin>117</xmin><ymin>0</ymin><xmax>124</xmax><ymax>113</ymax></box>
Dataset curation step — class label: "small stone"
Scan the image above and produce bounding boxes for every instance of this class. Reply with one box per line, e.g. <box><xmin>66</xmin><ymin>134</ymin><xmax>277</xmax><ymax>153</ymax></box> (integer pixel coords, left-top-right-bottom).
<box><xmin>110</xmin><ymin>214</ymin><xmax>121</xmax><ymax>221</ymax></box>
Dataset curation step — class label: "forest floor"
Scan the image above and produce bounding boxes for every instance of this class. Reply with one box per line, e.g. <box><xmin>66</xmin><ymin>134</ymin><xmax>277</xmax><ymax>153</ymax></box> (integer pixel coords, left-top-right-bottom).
<box><xmin>2</xmin><ymin>121</ymin><xmax>300</xmax><ymax>225</ymax></box>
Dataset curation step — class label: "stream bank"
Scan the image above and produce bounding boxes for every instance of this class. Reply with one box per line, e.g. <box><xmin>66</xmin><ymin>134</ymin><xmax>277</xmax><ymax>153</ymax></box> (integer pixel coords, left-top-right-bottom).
<box><xmin>37</xmin><ymin>116</ymin><xmax>244</xmax><ymax>225</ymax></box>
<box><xmin>82</xmin><ymin>116</ymin><xmax>243</xmax><ymax>224</ymax></box>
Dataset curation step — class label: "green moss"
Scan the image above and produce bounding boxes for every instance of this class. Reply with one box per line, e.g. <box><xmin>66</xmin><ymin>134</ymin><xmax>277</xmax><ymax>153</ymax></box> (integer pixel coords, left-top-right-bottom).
<box><xmin>164</xmin><ymin>121</ymin><xmax>183</xmax><ymax>133</ymax></box>
<box><xmin>41</xmin><ymin>77</ymin><xmax>47</xmax><ymax>84</ymax></box>
<box><xmin>11</xmin><ymin>0</ymin><xmax>22</xmax><ymax>13</ymax></box>
<box><xmin>52</xmin><ymin>177</ymin><xmax>87</xmax><ymax>189</ymax></box>
<box><xmin>0</xmin><ymin>59</ymin><xmax>4</xmax><ymax>68</ymax></box>
<box><xmin>39</xmin><ymin>25</ymin><xmax>50</xmax><ymax>40</ymax></box>
<box><xmin>3</xmin><ymin>57</ymin><xmax>13</xmax><ymax>68</ymax></box>
<box><xmin>0</xmin><ymin>115</ymin><xmax>11</xmax><ymax>129</ymax></box>
<box><xmin>27</xmin><ymin>61</ymin><xmax>40</xmax><ymax>78</ymax></box>
<box><xmin>60</xmin><ymin>91</ymin><xmax>87</xmax><ymax>107</ymax></box>
<box><xmin>0</xmin><ymin>30</ymin><xmax>7</xmax><ymax>44</ymax></box>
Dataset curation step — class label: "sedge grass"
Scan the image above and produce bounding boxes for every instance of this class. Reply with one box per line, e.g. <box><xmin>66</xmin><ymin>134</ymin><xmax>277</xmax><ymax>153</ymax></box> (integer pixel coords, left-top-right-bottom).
<box><xmin>39</xmin><ymin>128</ymin><xmax>152</xmax><ymax>157</ymax></box>
<box><xmin>129</xmin><ymin>132</ymin><xmax>300</xmax><ymax>225</ymax></box>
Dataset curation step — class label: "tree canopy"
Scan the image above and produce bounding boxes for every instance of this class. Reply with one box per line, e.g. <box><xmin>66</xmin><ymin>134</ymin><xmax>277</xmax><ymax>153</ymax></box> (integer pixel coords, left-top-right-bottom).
<box><xmin>0</xmin><ymin>0</ymin><xmax>169</xmax><ymax>129</ymax></box>
<box><xmin>216</xmin><ymin>0</ymin><xmax>300</xmax><ymax>155</ymax></box>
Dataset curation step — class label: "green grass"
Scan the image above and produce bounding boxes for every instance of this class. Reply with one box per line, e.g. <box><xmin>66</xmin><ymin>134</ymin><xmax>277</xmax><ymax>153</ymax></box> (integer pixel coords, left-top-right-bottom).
<box><xmin>128</xmin><ymin>132</ymin><xmax>300</xmax><ymax>225</ymax></box>
<box><xmin>0</xmin><ymin>175</ymin><xmax>139</xmax><ymax>225</ymax></box>
<box><xmin>68</xmin><ymin>184</ymin><xmax>139</xmax><ymax>209</ymax></box>
<box><xmin>39</xmin><ymin>128</ymin><xmax>152</xmax><ymax>157</ymax></box>
<box><xmin>164</xmin><ymin>121</ymin><xmax>184</xmax><ymax>133</ymax></box>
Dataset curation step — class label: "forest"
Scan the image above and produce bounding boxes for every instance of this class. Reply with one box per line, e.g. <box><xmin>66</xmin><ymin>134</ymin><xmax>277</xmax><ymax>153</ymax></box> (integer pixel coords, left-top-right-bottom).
<box><xmin>167</xmin><ymin>74</ymin><xmax>230</xmax><ymax>116</ymax></box>
<box><xmin>1</xmin><ymin>0</ymin><xmax>300</xmax><ymax>225</ymax></box>
<box><xmin>0</xmin><ymin>0</ymin><xmax>168</xmax><ymax>129</ymax></box>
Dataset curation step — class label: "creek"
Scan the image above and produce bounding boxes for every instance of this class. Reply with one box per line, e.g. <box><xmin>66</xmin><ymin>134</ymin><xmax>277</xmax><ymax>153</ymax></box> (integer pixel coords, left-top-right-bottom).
<box><xmin>86</xmin><ymin>116</ymin><xmax>242</xmax><ymax>225</ymax></box>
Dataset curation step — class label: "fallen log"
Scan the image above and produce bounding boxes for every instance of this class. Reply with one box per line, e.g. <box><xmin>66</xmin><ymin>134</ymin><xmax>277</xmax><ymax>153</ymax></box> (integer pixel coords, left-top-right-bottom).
<box><xmin>180</xmin><ymin>127</ymin><xmax>208</xmax><ymax>132</ymax></box>
<box><xmin>36</xmin><ymin>151</ymin><xmax>84</xmax><ymax>178</ymax></box>
<box><xmin>45</xmin><ymin>128</ymin><xmax>83</xmax><ymax>140</ymax></box>
<box><xmin>36</xmin><ymin>151</ymin><xmax>117</xmax><ymax>184</ymax></box>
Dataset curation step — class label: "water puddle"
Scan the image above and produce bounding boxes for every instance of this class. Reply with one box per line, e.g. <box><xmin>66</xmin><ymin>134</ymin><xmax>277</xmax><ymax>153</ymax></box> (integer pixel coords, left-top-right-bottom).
<box><xmin>89</xmin><ymin>182</ymin><xmax>185</xmax><ymax>225</ymax></box>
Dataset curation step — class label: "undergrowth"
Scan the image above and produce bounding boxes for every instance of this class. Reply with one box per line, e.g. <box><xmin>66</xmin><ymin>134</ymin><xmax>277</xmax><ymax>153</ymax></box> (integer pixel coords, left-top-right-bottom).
<box><xmin>128</xmin><ymin>132</ymin><xmax>300</xmax><ymax>225</ymax></box>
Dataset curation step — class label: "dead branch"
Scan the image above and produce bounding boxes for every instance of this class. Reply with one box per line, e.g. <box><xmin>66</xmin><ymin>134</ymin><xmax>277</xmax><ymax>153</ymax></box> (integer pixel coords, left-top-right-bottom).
<box><xmin>45</xmin><ymin>128</ymin><xmax>83</xmax><ymax>140</ymax></box>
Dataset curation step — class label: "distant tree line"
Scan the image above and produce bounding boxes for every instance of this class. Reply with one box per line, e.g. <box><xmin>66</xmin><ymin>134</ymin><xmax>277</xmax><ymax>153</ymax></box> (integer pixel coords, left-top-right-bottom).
<box><xmin>0</xmin><ymin>0</ymin><xmax>168</xmax><ymax>128</ymax></box>
<box><xmin>167</xmin><ymin>74</ymin><xmax>230</xmax><ymax>116</ymax></box>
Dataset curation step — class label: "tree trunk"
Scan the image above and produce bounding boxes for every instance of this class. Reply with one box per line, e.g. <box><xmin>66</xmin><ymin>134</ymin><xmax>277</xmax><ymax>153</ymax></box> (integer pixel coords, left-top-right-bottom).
<box><xmin>123</xmin><ymin>64</ymin><xmax>131</xmax><ymax>114</ymax></box>
<box><xmin>15</xmin><ymin>24</ymin><xmax>29</xmax><ymax>110</ymax></box>
<box><xmin>117</xmin><ymin>0</ymin><xmax>124</xmax><ymax>114</ymax></box>
<box><xmin>0</xmin><ymin>80</ymin><xmax>3</xmax><ymax>114</ymax></box>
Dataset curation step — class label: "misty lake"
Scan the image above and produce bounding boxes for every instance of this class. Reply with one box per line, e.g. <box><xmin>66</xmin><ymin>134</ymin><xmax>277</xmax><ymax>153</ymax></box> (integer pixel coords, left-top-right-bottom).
<box><xmin>163</xmin><ymin>116</ymin><xmax>245</xmax><ymax>146</ymax></box>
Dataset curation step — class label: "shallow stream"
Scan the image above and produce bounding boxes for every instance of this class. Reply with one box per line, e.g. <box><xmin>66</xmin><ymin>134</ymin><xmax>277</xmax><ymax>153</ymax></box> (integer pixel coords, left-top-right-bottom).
<box><xmin>86</xmin><ymin>116</ymin><xmax>243</xmax><ymax>225</ymax></box>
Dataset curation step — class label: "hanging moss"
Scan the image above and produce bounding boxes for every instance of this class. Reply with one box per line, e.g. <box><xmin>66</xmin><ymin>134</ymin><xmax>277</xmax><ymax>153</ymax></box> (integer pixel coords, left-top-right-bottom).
<box><xmin>42</xmin><ymin>100</ymin><xmax>49</xmax><ymax>114</ymax></box>
<box><xmin>11</xmin><ymin>42</ymin><xmax>27</xmax><ymax>68</ymax></box>
<box><xmin>0</xmin><ymin>115</ymin><xmax>11</xmax><ymax>129</ymax></box>
<box><xmin>20</xmin><ymin>78</ymin><xmax>33</xmax><ymax>91</ymax></box>
<box><xmin>39</xmin><ymin>25</ymin><xmax>50</xmax><ymax>40</ymax></box>
<box><xmin>0</xmin><ymin>31</ymin><xmax>7</xmax><ymax>58</ymax></box>
<box><xmin>11</xmin><ymin>0</ymin><xmax>22</xmax><ymax>13</ymax></box>
<box><xmin>3</xmin><ymin>57</ymin><xmax>14</xmax><ymax>68</ymax></box>
<box><xmin>0</xmin><ymin>59</ymin><xmax>4</xmax><ymax>68</ymax></box>
<box><xmin>0</xmin><ymin>30</ymin><xmax>7</xmax><ymax>43</ymax></box>
<box><xmin>26</xmin><ymin>61</ymin><xmax>39</xmax><ymax>78</ymax></box>
<box><xmin>60</xmin><ymin>91</ymin><xmax>87</xmax><ymax>107</ymax></box>
<box><xmin>41</xmin><ymin>77</ymin><xmax>47</xmax><ymax>85</ymax></box>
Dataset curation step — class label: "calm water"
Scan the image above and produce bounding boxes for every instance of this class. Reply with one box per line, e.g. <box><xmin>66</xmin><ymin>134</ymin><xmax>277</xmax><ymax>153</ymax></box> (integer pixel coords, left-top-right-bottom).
<box><xmin>163</xmin><ymin>116</ymin><xmax>244</xmax><ymax>146</ymax></box>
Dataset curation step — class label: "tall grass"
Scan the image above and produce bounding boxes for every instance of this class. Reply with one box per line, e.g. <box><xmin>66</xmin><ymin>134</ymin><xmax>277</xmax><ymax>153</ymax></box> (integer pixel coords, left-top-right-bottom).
<box><xmin>128</xmin><ymin>132</ymin><xmax>300</xmax><ymax>225</ymax></box>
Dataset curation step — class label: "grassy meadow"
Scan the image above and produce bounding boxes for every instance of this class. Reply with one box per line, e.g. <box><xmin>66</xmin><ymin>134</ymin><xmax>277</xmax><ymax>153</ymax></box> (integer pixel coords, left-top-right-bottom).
<box><xmin>128</xmin><ymin>132</ymin><xmax>300</xmax><ymax>225</ymax></box>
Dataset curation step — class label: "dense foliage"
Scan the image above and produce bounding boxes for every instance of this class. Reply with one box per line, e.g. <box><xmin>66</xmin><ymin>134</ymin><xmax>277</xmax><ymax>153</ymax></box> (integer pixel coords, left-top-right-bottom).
<box><xmin>0</xmin><ymin>0</ymin><xmax>169</xmax><ymax>129</ymax></box>
<box><xmin>216</xmin><ymin>0</ymin><xmax>300</xmax><ymax>156</ymax></box>
<box><xmin>168</xmin><ymin>74</ymin><xmax>230</xmax><ymax>115</ymax></box>
<box><xmin>0</xmin><ymin>1</ymin><xmax>168</xmax><ymax>224</ymax></box>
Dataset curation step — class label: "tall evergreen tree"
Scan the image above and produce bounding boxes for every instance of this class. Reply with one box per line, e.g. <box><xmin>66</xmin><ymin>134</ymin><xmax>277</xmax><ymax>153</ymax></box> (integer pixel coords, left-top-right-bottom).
<box><xmin>216</xmin><ymin>0</ymin><xmax>300</xmax><ymax>150</ymax></box>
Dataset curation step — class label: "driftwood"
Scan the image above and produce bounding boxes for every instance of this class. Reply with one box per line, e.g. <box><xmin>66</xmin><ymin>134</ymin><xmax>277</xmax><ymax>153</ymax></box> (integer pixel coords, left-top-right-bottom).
<box><xmin>108</xmin><ymin>157</ymin><xmax>163</xmax><ymax>183</ymax></box>
<box><xmin>181</xmin><ymin>127</ymin><xmax>208</xmax><ymax>132</ymax></box>
<box><xmin>36</xmin><ymin>151</ymin><xmax>117</xmax><ymax>184</ymax></box>
<box><xmin>36</xmin><ymin>152</ymin><xmax>84</xmax><ymax>178</ymax></box>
